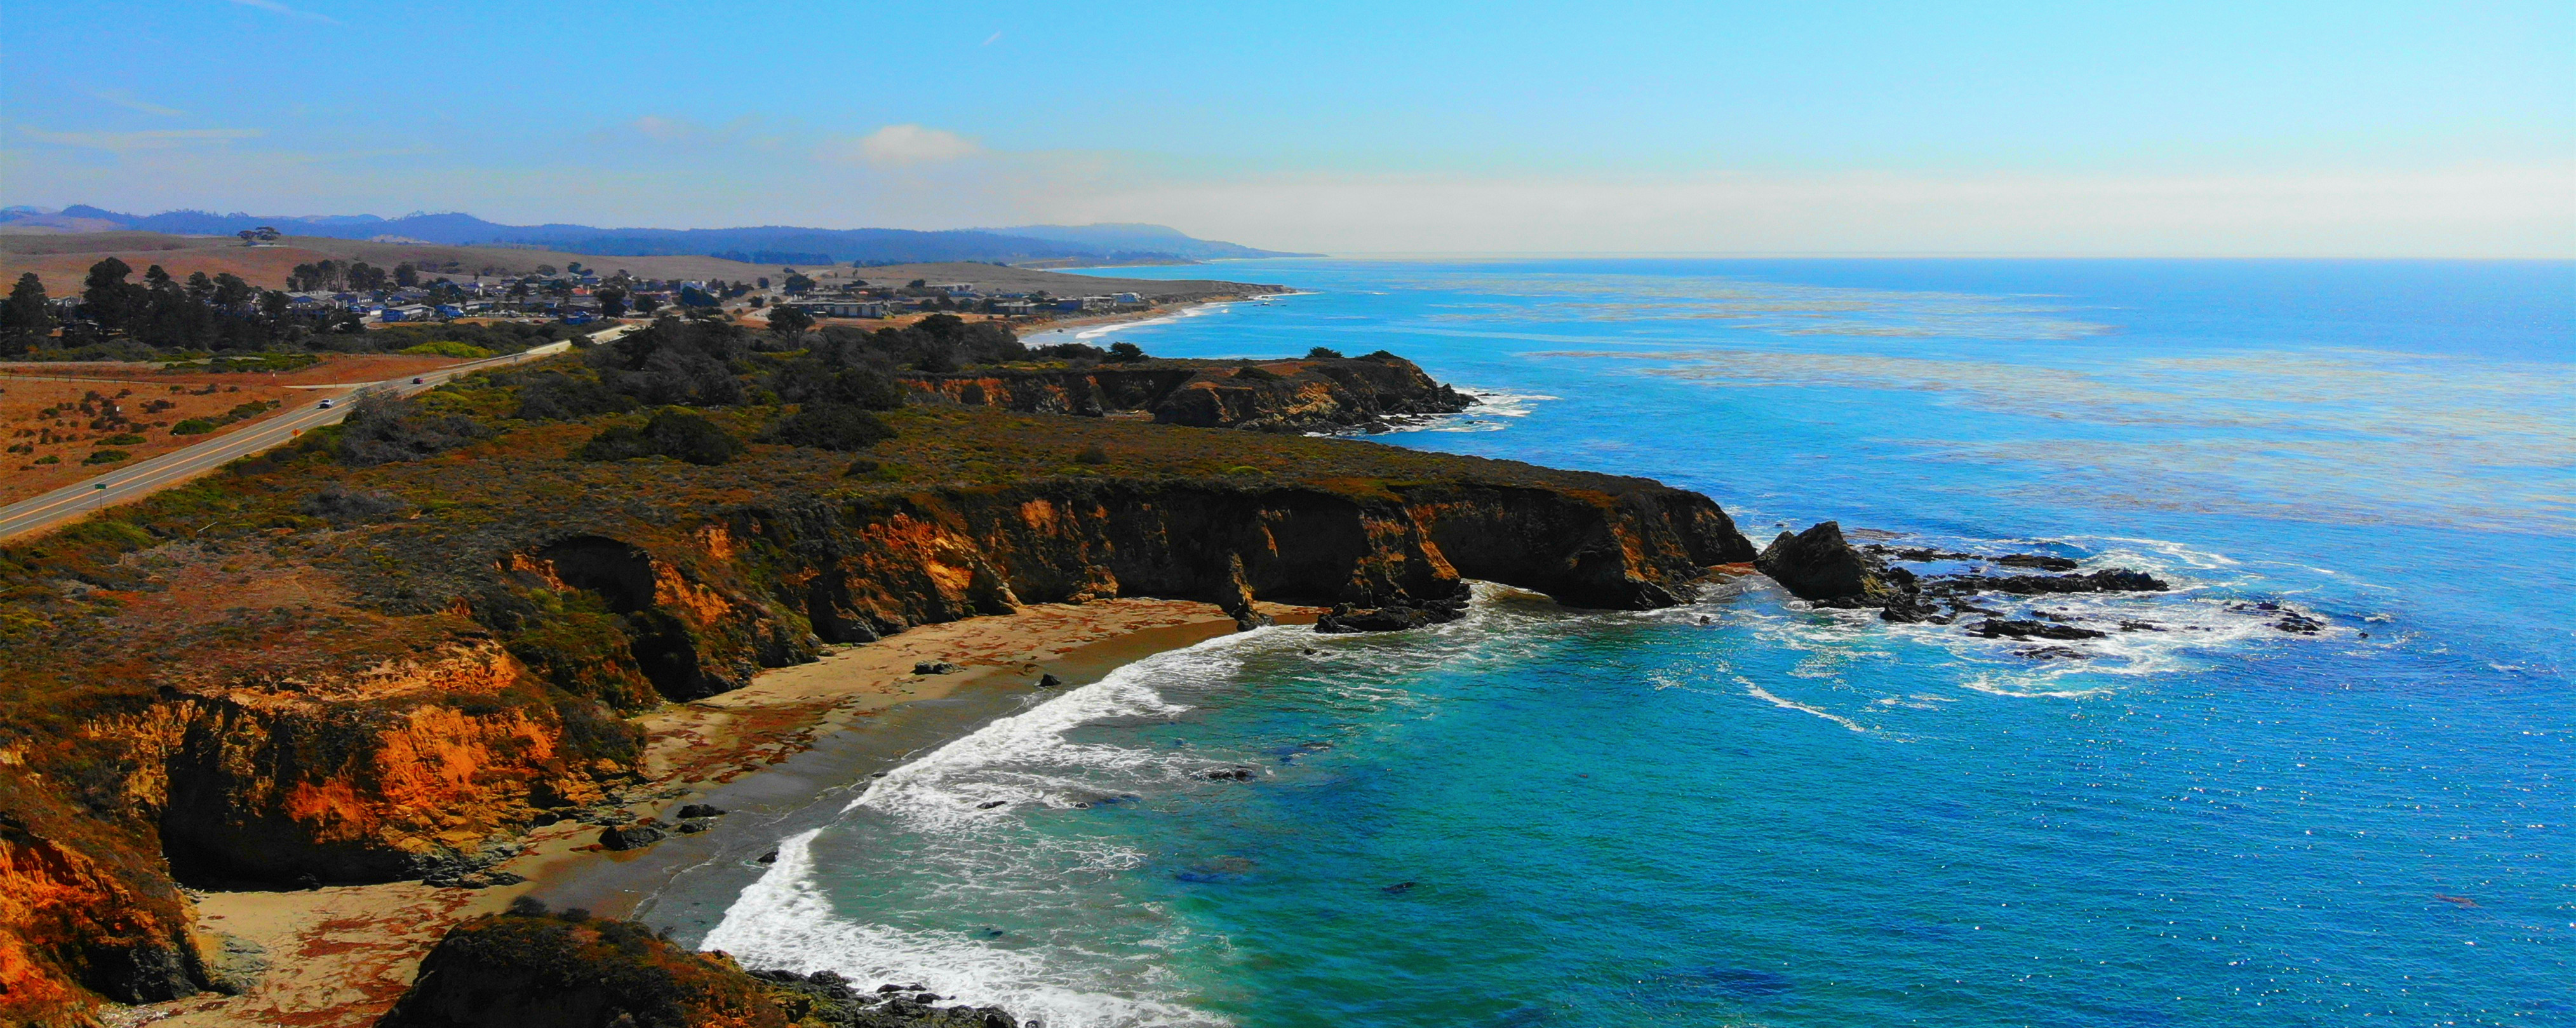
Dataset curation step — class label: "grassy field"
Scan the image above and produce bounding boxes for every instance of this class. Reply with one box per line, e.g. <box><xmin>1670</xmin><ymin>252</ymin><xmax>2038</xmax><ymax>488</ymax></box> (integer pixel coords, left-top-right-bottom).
<box><xmin>0</xmin><ymin>355</ymin><xmax>464</xmax><ymax>503</ymax></box>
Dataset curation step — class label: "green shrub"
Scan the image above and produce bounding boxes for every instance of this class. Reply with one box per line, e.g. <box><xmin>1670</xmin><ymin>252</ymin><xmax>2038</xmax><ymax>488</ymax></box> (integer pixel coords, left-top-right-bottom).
<box><xmin>1075</xmin><ymin>444</ymin><xmax>1108</xmax><ymax>464</ymax></box>
<box><xmin>99</xmin><ymin>433</ymin><xmax>146</xmax><ymax>445</ymax></box>
<box><xmin>32</xmin><ymin>454</ymin><xmax>58</xmax><ymax>464</ymax></box>
<box><xmin>763</xmin><ymin>403</ymin><xmax>894</xmax><ymax>452</ymax></box>
<box><xmin>580</xmin><ymin>410</ymin><xmax>742</xmax><ymax>466</ymax></box>
<box><xmin>170</xmin><ymin>418</ymin><xmax>218</xmax><ymax>435</ymax></box>
<box><xmin>400</xmin><ymin>341</ymin><xmax>497</xmax><ymax>359</ymax></box>
<box><xmin>511</xmin><ymin>372</ymin><xmax>638</xmax><ymax>421</ymax></box>
<box><xmin>83</xmin><ymin>450</ymin><xmax>130</xmax><ymax>465</ymax></box>
<box><xmin>338</xmin><ymin>394</ymin><xmax>490</xmax><ymax>466</ymax></box>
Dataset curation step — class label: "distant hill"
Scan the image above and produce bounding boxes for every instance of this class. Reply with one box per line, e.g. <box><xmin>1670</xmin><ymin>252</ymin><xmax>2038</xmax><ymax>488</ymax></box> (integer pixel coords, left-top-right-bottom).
<box><xmin>16</xmin><ymin>206</ymin><xmax>1315</xmax><ymax>265</ymax></box>
<box><xmin>985</xmin><ymin>223</ymin><xmax>1317</xmax><ymax>260</ymax></box>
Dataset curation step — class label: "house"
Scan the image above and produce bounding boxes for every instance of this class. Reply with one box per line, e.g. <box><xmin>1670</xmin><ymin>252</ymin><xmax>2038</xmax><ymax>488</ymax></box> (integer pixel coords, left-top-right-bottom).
<box><xmin>1114</xmin><ymin>292</ymin><xmax>1143</xmax><ymax>305</ymax></box>
<box><xmin>993</xmin><ymin>301</ymin><xmax>1038</xmax><ymax>316</ymax></box>
<box><xmin>931</xmin><ymin>283</ymin><xmax>977</xmax><ymax>296</ymax></box>
<box><xmin>380</xmin><ymin>304</ymin><xmax>434</xmax><ymax>323</ymax></box>
<box><xmin>787</xmin><ymin>299</ymin><xmax>887</xmax><ymax>318</ymax></box>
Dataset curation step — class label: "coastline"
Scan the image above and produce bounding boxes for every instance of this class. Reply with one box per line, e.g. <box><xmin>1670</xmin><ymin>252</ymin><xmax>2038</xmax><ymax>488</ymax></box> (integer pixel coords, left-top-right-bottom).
<box><xmin>110</xmin><ymin>597</ymin><xmax>1319</xmax><ymax>1028</ymax></box>
<box><xmin>1015</xmin><ymin>292</ymin><xmax>1291</xmax><ymax>346</ymax></box>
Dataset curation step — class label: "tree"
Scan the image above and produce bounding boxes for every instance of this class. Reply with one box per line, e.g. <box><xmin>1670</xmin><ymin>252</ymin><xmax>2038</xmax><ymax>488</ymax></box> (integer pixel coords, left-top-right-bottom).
<box><xmin>782</xmin><ymin>273</ymin><xmax>815</xmax><ymax>295</ymax></box>
<box><xmin>2</xmin><ymin>273</ymin><xmax>52</xmax><ymax>341</ymax></box>
<box><xmin>213</xmin><ymin>273</ymin><xmax>255</xmax><ymax>309</ymax></box>
<box><xmin>767</xmin><ymin>304</ymin><xmax>813</xmax><ymax>335</ymax></box>
<box><xmin>394</xmin><ymin>263</ymin><xmax>419</xmax><ymax>288</ymax></box>
<box><xmin>596</xmin><ymin>287</ymin><xmax>628</xmax><ymax>318</ymax></box>
<box><xmin>236</xmin><ymin>229</ymin><xmax>260</xmax><ymax>246</ymax></box>
<box><xmin>633</xmin><ymin>293</ymin><xmax>661</xmax><ymax>315</ymax></box>
<box><xmin>83</xmin><ymin>257</ymin><xmax>137</xmax><ymax>330</ymax></box>
<box><xmin>1106</xmin><ymin>341</ymin><xmax>1146</xmax><ymax>363</ymax></box>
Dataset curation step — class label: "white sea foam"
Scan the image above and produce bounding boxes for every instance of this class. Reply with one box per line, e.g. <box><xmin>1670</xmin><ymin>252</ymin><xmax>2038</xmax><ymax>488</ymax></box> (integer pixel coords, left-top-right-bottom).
<box><xmin>701</xmin><ymin>827</ymin><xmax>1218</xmax><ymax>1027</ymax></box>
<box><xmin>1740</xmin><ymin>677</ymin><xmax>1875</xmax><ymax>733</ymax></box>
<box><xmin>700</xmin><ymin>631</ymin><xmax>1299</xmax><ymax>1027</ymax></box>
<box><xmin>1365</xmin><ymin>388</ymin><xmax>1559</xmax><ymax>435</ymax></box>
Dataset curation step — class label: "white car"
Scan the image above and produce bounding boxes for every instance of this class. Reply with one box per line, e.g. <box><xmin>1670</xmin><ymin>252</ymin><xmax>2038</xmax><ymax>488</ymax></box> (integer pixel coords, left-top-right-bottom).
<box><xmin>317</xmin><ymin>399</ymin><xmax>335</xmax><ymax>409</ymax></box>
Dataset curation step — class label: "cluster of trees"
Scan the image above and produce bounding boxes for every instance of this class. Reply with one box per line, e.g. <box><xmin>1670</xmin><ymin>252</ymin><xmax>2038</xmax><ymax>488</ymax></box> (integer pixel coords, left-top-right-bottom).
<box><xmin>285</xmin><ymin>259</ymin><xmax>402</xmax><ymax>292</ymax></box>
<box><xmin>485</xmin><ymin>318</ymin><xmax>916</xmax><ymax>467</ymax></box>
<box><xmin>1</xmin><ymin>259</ymin><xmax>361</xmax><ymax>355</ymax></box>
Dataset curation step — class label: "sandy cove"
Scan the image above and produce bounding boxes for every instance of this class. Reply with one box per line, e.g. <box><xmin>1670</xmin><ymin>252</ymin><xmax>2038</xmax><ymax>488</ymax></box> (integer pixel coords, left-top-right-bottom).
<box><xmin>104</xmin><ymin>597</ymin><xmax>1317</xmax><ymax>1028</ymax></box>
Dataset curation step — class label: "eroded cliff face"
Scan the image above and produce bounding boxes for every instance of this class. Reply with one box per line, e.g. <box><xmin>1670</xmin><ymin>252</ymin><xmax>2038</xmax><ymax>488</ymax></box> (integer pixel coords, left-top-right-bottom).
<box><xmin>0</xmin><ymin>789</ymin><xmax>209</xmax><ymax>1027</ymax></box>
<box><xmin>0</xmin><ymin>468</ymin><xmax>1748</xmax><ymax>1022</ymax></box>
<box><xmin>900</xmin><ymin>354</ymin><xmax>1471</xmax><ymax>432</ymax></box>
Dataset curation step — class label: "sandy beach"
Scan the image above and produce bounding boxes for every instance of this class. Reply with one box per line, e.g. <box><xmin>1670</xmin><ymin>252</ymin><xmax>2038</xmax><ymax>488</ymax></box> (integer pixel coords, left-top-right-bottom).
<box><xmin>105</xmin><ymin>597</ymin><xmax>1318</xmax><ymax>1028</ymax></box>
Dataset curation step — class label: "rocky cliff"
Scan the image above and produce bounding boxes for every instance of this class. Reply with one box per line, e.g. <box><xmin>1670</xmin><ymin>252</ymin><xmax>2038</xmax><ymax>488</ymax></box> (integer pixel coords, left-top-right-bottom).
<box><xmin>899</xmin><ymin>352</ymin><xmax>1471</xmax><ymax>432</ymax></box>
<box><xmin>0</xmin><ymin>398</ymin><xmax>1752</xmax><ymax>1024</ymax></box>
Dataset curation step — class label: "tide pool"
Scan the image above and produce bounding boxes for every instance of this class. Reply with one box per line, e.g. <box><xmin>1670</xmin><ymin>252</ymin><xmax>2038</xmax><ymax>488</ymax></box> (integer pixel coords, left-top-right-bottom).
<box><xmin>691</xmin><ymin>259</ymin><xmax>2573</xmax><ymax>1027</ymax></box>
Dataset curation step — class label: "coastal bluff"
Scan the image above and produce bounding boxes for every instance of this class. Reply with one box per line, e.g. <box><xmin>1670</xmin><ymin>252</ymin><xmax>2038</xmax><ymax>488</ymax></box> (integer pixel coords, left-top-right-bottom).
<box><xmin>0</xmin><ymin>386</ymin><xmax>1751</xmax><ymax>1024</ymax></box>
<box><xmin>898</xmin><ymin>351</ymin><xmax>1472</xmax><ymax>433</ymax></box>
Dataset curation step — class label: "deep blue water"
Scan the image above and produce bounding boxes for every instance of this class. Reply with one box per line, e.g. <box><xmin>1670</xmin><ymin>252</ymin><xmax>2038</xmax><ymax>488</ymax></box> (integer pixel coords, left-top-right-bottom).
<box><xmin>696</xmin><ymin>259</ymin><xmax>2575</xmax><ymax>1026</ymax></box>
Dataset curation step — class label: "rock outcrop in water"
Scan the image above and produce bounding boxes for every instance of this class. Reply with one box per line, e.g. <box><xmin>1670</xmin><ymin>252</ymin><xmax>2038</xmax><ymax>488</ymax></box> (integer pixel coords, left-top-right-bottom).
<box><xmin>1753</xmin><ymin>521</ymin><xmax>2171</xmax><ymax>626</ymax></box>
<box><xmin>900</xmin><ymin>352</ymin><xmax>1471</xmax><ymax>433</ymax></box>
<box><xmin>1754</xmin><ymin>522</ymin><xmax>1894</xmax><ymax>609</ymax></box>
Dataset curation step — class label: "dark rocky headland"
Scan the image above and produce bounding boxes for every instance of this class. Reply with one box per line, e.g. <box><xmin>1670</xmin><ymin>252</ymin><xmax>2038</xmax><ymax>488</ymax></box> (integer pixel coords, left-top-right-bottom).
<box><xmin>0</xmin><ymin>317</ymin><xmax>1752</xmax><ymax>1026</ymax></box>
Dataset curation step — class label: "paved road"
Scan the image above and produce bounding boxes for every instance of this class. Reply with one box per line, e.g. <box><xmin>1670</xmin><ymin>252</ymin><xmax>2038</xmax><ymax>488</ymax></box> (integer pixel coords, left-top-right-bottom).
<box><xmin>0</xmin><ymin>328</ymin><xmax>621</xmax><ymax>543</ymax></box>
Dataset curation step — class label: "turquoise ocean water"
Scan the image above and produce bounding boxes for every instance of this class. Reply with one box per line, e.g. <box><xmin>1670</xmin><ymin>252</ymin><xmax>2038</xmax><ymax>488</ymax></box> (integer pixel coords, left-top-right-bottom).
<box><xmin>689</xmin><ymin>259</ymin><xmax>2574</xmax><ymax>1027</ymax></box>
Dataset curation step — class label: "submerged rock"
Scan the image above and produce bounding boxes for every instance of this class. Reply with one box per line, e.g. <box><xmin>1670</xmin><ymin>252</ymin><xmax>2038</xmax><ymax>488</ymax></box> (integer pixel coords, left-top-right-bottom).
<box><xmin>1969</xmin><ymin>619</ymin><xmax>2110</xmax><ymax>642</ymax></box>
<box><xmin>1315</xmin><ymin>584</ymin><xmax>1472</xmax><ymax>633</ymax></box>
<box><xmin>1940</xmin><ymin>569</ymin><xmax>2169</xmax><ymax>595</ymax></box>
<box><xmin>912</xmin><ymin>661</ymin><xmax>963</xmax><ymax>675</ymax></box>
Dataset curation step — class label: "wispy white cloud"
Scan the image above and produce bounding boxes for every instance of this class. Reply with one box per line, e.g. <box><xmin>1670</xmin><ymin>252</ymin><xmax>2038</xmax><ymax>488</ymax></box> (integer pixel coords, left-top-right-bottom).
<box><xmin>92</xmin><ymin>90</ymin><xmax>185</xmax><ymax>117</ymax></box>
<box><xmin>815</xmin><ymin>124</ymin><xmax>983</xmax><ymax>167</ymax></box>
<box><xmin>222</xmin><ymin>0</ymin><xmax>340</xmax><ymax>24</ymax></box>
<box><xmin>982</xmin><ymin>31</ymin><xmax>1003</xmax><ymax>46</ymax></box>
<box><xmin>16</xmin><ymin>126</ymin><xmax>262</xmax><ymax>151</ymax></box>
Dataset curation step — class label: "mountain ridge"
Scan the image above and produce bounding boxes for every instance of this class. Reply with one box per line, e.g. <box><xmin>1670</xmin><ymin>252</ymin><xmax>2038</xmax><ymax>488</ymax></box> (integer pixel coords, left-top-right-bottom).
<box><xmin>8</xmin><ymin>206</ymin><xmax>1320</xmax><ymax>266</ymax></box>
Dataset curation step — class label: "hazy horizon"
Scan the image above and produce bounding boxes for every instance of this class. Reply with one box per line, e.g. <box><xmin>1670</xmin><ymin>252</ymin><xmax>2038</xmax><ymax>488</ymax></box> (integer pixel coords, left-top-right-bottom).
<box><xmin>6</xmin><ymin>1</ymin><xmax>2569</xmax><ymax>258</ymax></box>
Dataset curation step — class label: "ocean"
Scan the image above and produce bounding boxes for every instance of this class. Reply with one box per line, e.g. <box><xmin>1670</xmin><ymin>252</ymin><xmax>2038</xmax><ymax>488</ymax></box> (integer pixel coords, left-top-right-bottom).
<box><xmin>687</xmin><ymin>259</ymin><xmax>2574</xmax><ymax>1026</ymax></box>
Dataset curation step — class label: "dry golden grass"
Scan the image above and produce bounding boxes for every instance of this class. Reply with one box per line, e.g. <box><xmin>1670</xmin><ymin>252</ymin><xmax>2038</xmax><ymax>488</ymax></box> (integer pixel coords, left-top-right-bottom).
<box><xmin>0</xmin><ymin>234</ymin><xmax>786</xmax><ymax>292</ymax></box>
<box><xmin>0</xmin><ymin>355</ymin><xmax>464</xmax><ymax>502</ymax></box>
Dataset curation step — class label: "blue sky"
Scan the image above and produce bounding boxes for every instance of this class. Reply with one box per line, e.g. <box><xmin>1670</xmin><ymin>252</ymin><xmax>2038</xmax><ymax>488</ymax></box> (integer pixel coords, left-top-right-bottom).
<box><xmin>5</xmin><ymin>1</ymin><xmax>2570</xmax><ymax>255</ymax></box>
